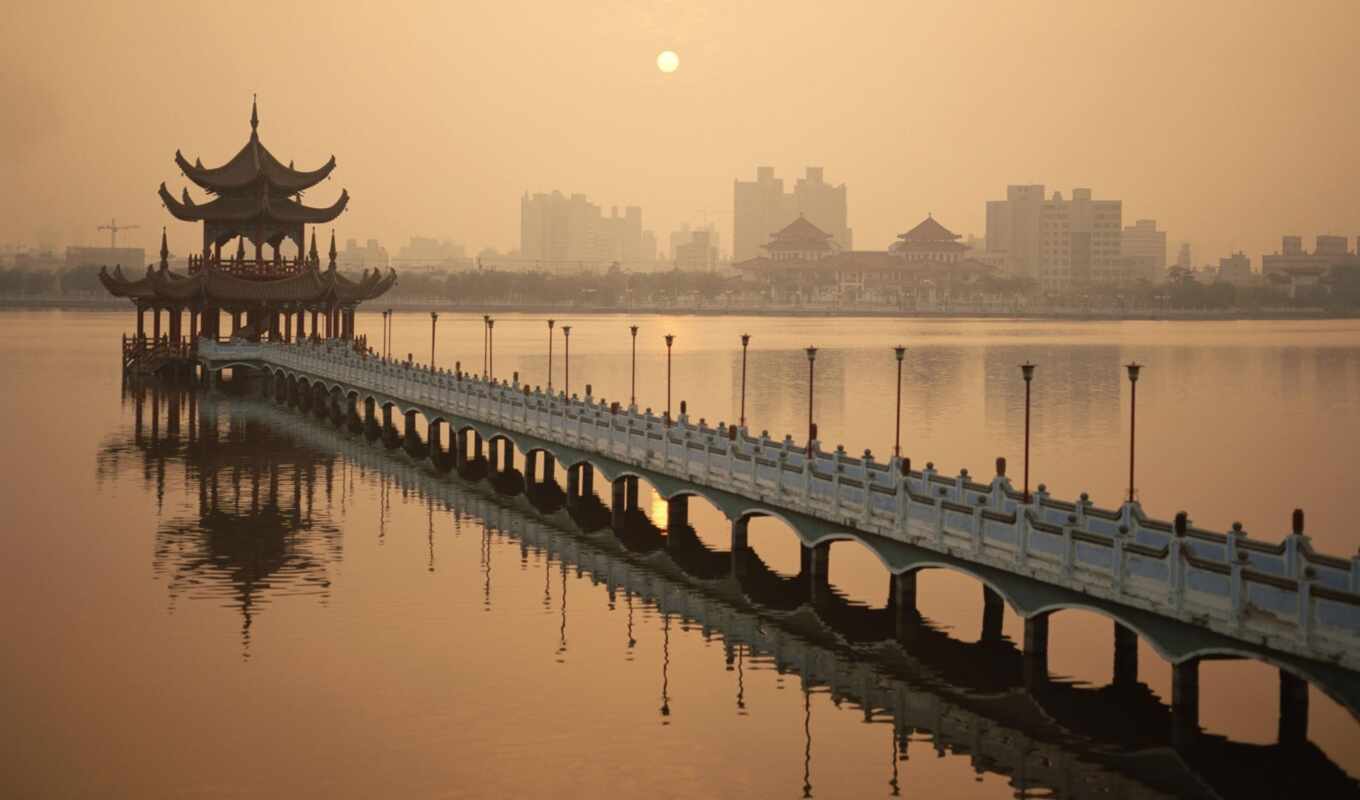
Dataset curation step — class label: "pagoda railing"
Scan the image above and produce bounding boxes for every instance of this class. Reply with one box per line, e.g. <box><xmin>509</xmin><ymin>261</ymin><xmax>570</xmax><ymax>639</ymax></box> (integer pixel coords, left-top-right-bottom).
<box><xmin>187</xmin><ymin>253</ymin><xmax>316</xmax><ymax>278</ymax></box>
<box><xmin>198</xmin><ymin>338</ymin><xmax>1360</xmax><ymax>670</ymax></box>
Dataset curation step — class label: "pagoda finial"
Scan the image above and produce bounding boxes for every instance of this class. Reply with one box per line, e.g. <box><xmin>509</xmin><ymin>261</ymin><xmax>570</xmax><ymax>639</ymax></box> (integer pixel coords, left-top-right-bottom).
<box><xmin>250</xmin><ymin>94</ymin><xmax>259</xmax><ymax>132</ymax></box>
<box><xmin>309</xmin><ymin>229</ymin><xmax>319</xmax><ymax>266</ymax></box>
<box><xmin>159</xmin><ymin>226</ymin><xmax>169</xmax><ymax>269</ymax></box>
<box><xmin>328</xmin><ymin>228</ymin><xmax>337</xmax><ymax>270</ymax></box>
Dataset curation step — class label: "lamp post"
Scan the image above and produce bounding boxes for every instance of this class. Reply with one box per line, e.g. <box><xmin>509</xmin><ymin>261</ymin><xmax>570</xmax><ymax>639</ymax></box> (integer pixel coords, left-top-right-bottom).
<box><xmin>894</xmin><ymin>345</ymin><xmax>906</xmax><ymax>458</ymax></box>
<box><xmin>1021</xmin><ymin>362</ymin><xmax>1036</xmax><ymax>502</ymax></box>
<box><xmin>482</xmin><ymin>314</ymin><xmax>490</xmax><ymax>379</ymax></box>
<box><xmin>547</xmin><ymin>319</ymin><xmax>555</xmax><ymax>390</ymax></box>
<box><xmin>665</xmin><ymin>334</ymin><xmax>675</xmax><ymax>424</ymax></box>
<box><xmin>1126</xmin><ymin>362</ymin><xmax>1142</xmax><ymax>503</ymax></box>
<box><xmin>562</xmin><ymin>325</ymin><xmax>572</xmax><ymax>396</ymax></box>
<box><xmin>429</xmin><ymin>311</ymin><xmax>439</xmax><ymax>370</ymax></box>
<box><xmin>487</xmin><ymin>316</ymin><xmax>495</xmax><ymax>381</ymax></box>
<box><xmin>805</xmin><ymin>346</ymin><xmax>818</xmax><ymax>451</ymax></box>
<box><xmin>385</xmin><ymin>308</ymin><xmax>393</xmax><ymax>358</ymax></box>
<box><xmin>740</xmin><ymin>334</ymin><xmax>751</xmax><ymax>429</ymax></box>
<box><xmin>381</xmin><ymin>309</ymin><xmax>388</xmax><ymax>358</ymax></box>
<box><xmin>630</xmin><ymin>325</ymin><xmax>639</xmax><ymax>407</ymax></box>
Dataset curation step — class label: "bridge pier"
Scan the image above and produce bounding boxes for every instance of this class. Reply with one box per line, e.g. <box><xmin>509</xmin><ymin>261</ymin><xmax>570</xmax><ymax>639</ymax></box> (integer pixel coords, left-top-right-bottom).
<box><xmin>1113</xmin><ymin>623</ymin><xmax>1138</xmax><ymax>688</ymax></box>
<box><xmin>488</xmin><ymin>438</ymin><xmax>500</xmax><ymax>471</ymax></box>
<box><xmin>1023</xmin><ymin>613</ymin><xmax>1050</xmax><ymax>688</ymax></box>
<box><xmin>582</xmin><ymin>463</ymin><xmax>594</xmax><ymax>496</ymax></box>
<box><xmin>525</xmin><ymin>451</ymin><xmax>538</xmax><ymax>484</ymax></box>
<box><xmin>667</xmin><ymin>495</ymin><xmax>689</xmax><ymax>529</ymax></box>
<box><xmin>802</xmin><ymin>542</ymin><xmax>831</xmax><ymax>604</ymax></box>
<box><xmin>429</xmin><ymin>420</ymin><xmax>446</xmax><ymax>469</ymax></box>
<box><xmin>382</xmin><ymin>405</ymin><xmax>399</xmax><ymax>449</ymax></box>
<box><xmin>731</xmin><ymin>517</ymin><xmax>749</xmax><ymax>577</ymax></box>
<box><xmin>1171</xmin><ymin>658</ymin><xmax>1200</xmax><ymax>748</ymax></box>
<box><xmin>1279</xmin><ymin>669</ymin><xmax>1309</xmax><ymax>747</ymax></box>
<box><xmin>453</xmin><ymin>429</ymin><xmax>468</xmax><ymax>469</ymax></box>
<box><xmin>567</xmin><ymin>463</ymin><xmax>580</xmax><ymax>505</ymax></box>
<box><xmin>542</xmin><ymin>454</ymin><xmax>556</xmax><ymax>485</ymax></box>
<box><xmin>611</xmin><ymin>478</ymin><xmax>627</xmax><ymax>528</ymax></box>
<box><xmin>501</xmin><ymin>441</ymin><xmax>514</xmax><ymax>473</ymax></box>
<box><xmin>981</xmin><ymin>586</ymin><xmax>1004</xmax><ymax>642</ymax></box>
<box><xmin>473</xmin><ymin>432</ymin><xmax>484</xmax><ymax>462</ymax></box>
<box><xmin>893</xmin><ymin>571</ymin><xmax>918</xmax><ymax>641</ymax></box>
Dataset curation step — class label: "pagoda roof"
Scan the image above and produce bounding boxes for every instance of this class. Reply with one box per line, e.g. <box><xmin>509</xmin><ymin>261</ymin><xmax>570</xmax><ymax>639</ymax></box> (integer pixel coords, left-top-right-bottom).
<box><xmin>99</xmin><ymin>263</ymin><xmax>396</xmax><ymax>305</ymax></box>
<box><xmin>174</xmin><ymin>98</ymin><xmax>337</xmax><ymax>195</ymax></box>
<box><xmin>897</xmin><ymin>215</ymin><xmax>961</xmax><ymax>243</ymax></box>
<box><xmin>160</xmin><ymin>183</ymin><xmax>349</xmax><ymax>225</ymax></box>
<box><xmin>763</xmin><ymin>215</ymin><xmax>836</xmax><ymax>252</ymax></box>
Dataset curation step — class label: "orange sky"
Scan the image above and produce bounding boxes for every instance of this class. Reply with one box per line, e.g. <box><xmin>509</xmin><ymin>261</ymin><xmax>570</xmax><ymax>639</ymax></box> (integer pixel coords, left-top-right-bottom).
<box><xmin>3</xmin><ymin>0</ymin><xmax>1357</xmax><ymax>264</ymax></box>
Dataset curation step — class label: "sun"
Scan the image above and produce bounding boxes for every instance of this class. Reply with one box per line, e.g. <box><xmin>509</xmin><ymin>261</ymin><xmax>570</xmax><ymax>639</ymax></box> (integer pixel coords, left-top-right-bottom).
<box><xmin>656</xmin><ymin>50</ymin><xmax>679</xmax><ymax>74</ymax></box>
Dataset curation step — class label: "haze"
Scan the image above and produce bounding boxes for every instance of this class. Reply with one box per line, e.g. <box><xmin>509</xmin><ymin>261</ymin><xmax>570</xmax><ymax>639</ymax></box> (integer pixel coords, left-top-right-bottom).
<box><xmin>3</xmin><ymin>0</ymin><xmax>1357</xmax><ymax>261</ymax></box>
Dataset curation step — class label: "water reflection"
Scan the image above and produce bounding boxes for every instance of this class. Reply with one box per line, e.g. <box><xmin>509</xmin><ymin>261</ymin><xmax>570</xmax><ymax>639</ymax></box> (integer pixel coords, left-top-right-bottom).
<box><xmin>98</xmin><ymin>379</ymin><xmax>342</xmax><ymax>658</ymax></box>
<box><xmin>108</xmin><ymin>377</ymin><xmax>1359</xmax><ymax>799</ymax></box>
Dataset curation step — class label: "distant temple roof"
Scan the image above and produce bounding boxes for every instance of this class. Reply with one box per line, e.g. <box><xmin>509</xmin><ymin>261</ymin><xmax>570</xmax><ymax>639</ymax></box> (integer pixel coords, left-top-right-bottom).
<box><xmin>763</xmin><ymin>215</ymin><xmax>836</xmax><ymax>253</ymax></box>
<box><xmin>892</xmin><ymin>215</ymin><xmax>968</xmax><ymax>254</ymax></box>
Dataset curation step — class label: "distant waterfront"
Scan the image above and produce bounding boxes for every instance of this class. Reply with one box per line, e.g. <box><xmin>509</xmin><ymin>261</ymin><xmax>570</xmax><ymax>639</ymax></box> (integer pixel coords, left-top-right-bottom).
<box><xmin>2</xmin><ymin>294</ymin><xmax>1355</xmax><ymax>321</ymax></box>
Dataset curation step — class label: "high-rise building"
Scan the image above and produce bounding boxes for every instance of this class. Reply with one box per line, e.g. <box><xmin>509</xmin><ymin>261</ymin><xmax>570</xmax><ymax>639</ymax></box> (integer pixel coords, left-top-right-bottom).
<box><xmin>520</xmin><ymin>191</ymin><xmax>646</xmax><ymax>266</ymax></box>
<box><xmin>1176</xmin><ymin>242</ymin><xmax>1193</xmax><ymax>269</ymax></box>
<box><xmin>1217</xmin><ymin>252</ymin><xmax>1252</xmax><ymax>285</ymax></box>
<box><xmin>733</xmin><ymin>167</ymin><xmax>850</xmax><ymax>263</ymax></box>
<box><xmin>985</xmin><ymin>186</ymin><xmax>1123</xmax><ymax>291</ymax></box>
<box><xmin>1121</xmin><ymin>220</ymin><xmax>1167</xmax><ymax>282</ymax></box>
<box><xmin>1262</xmin><ymin>235</ymin><xmax>1359</xmax><ymax>278</ymax></box>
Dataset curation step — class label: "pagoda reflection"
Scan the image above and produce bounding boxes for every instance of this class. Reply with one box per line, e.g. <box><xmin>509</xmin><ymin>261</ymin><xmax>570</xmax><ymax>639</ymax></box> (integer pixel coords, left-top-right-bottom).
<box><xmin>99</xmin><ymin>377</ymin><xmax>342</xmax><ymax>656</ymax></box>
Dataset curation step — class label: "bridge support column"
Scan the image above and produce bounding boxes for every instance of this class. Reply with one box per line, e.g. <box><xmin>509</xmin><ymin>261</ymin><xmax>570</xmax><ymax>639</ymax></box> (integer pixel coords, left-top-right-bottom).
<box><xmin>667</xmin><ymin>495</ymin><xmax>688</xmax><ymax>529</ymax></box>
<box><xmin>403</xmin><ymin>412</ymin><xmax>422</xmax><ymax>455</ymax></box>
<box><xmin>1113</xmin><ymin>623</ymin><xmax>1138</xmax><ymax>688</ymax></box>
<box><xmin>453</xmin><ymin>429</ymin><xmax>467</xmax><ymax>469</ymax></box>
<box><xmin>502</xmin><ymin>442</ymin><xmax>514</xmax><ymax>473</ymax></box>
<box><xmin>611</xmin><ymin>477</ymin><xmax>627</xmax><ymax>529</ymax></box>
<box><xmin>542</xmin><ymin>454</ymin><xmax>556</xmax><ymax>485</ymax></box>
<box><xmin>731</xmin><ymin>516</ymin><xmax>749</xmax><ymax>577</ymax></box>
<box><xmin>582</xmin><ymin>464</ymin><xmax>594</xmax><ymax>496</ymax></box>
<box><xmin>488</xmin><ymin>438</ymin><xmax>500</xmax><ymax>472</ymax></box>
<box><xmin>473</xmin><ymin>433</ymin><xmax>484</xmax><ymax>462</ymax></box>
<box><xmin>1171</xmin><ymin>658</ymin><xmax>1200</xmax><ymax>748</ymax></box>
<box><xmin>429</xmin><ymin>420</ymin><xmax>444</xmax><ymax>467</ymax></box>
<box><xmin>625</xmin><ymin>475</ymin><xmax>639</xmax><ymax>509</ymax></box>
<box><xmin>567</xmin><ymin>464</ymin><xmax>581</xmax><ymax>507</ymax></box>
<box><xmin>804</xmin><ymin>542</ymin><xmax>830</xmax><ymax>605</ymax></box>
<box><xmin>981</xmin><ymin>586</ymin><xmax>1004</xmax><ymax>642</ymax></box>
<box><xmin>1023</xmin><ymin>614</ymin><xmax>1050</xmax><ymax>689</ymax></box>
<box><xmin>893</xmin><ymin>571</ymin><xmax>918</xmax><ymax>641</ymax></box>
<box><xmin>525</xmin><ymin>451</ymin><xmax>538</xmax><ymax>485</ymax></box>
<box><xmin>1278</xmin><ymin>670</ymin><xmax>1309</xmax><ymax>747</ymax></box>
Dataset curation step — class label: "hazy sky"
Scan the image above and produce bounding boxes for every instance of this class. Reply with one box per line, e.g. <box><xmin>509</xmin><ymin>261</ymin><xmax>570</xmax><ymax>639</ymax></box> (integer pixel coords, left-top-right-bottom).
<box><xmin>3</xmin><ymin>0</ymin><xmax>1357</xmax><ymax>264</ymax></box>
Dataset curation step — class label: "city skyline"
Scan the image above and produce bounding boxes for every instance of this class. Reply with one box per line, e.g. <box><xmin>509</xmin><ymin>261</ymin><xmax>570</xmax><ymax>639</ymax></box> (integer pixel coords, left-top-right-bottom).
<box><xmin>4</xmin><ymin>1</ymin><xmax>1358</xmax><ymax>268</ymax></box>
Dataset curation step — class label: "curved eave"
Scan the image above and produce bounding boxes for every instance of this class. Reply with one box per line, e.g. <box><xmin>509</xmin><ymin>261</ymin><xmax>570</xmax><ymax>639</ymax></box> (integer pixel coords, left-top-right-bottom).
<box><xmin>159</xmin><ymin>183</ymin><xmax>349</xmax><ymax>225</ymax></box>
<box><xmin>175</xmin><ymin>142</ymin><xmax>337</xmax><ymax>195</ymax></box>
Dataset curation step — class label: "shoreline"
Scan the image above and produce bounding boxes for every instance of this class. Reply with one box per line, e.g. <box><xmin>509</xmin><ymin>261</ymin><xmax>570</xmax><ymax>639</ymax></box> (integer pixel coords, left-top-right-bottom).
<box><xmin>2</xmin><ymin>296</ymin><xmax>1354</xmax><ymax>322</ymax></box>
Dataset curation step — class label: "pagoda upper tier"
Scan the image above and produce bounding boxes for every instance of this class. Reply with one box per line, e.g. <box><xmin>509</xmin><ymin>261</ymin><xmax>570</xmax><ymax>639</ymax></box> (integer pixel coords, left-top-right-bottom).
<box><xmin>161</xmin><ymin>97</ymin><xmax>348</xmax><ymax>240</ymax></box>
<box><xmin>177</xmin><ymin>97</ymin><xmax>337</xmax><ymax>195</ymax></box>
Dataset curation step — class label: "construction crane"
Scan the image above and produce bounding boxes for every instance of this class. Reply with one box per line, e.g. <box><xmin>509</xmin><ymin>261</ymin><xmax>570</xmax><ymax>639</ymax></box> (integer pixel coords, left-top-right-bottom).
<box><xmin>97</xmin><ymin>218</ymin><xmax>140</xmax><ymax>249</ymax></box>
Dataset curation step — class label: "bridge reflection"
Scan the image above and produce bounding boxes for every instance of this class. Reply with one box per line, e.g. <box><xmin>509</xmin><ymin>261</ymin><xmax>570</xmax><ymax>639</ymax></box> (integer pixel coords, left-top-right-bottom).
<box><xmin>107</xmin><ymin>377</ymin><xmax>1360</xmax><ymax>798</ymax></box>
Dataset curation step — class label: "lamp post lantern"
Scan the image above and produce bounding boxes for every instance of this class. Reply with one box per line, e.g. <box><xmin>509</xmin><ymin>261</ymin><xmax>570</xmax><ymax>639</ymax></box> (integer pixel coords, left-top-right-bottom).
<box><xmin>805</xmin><ymin>346</ymin><xmax>818</xmax><ymax>451</ymax></box>
<box><xmin>894</xmin><ymin>346</ymin><xmax>906</xmax><ymax>459</ymax></box>
<box><xmin>740</xmin><ymin>334</ymin><xmax>751</xmax><ymax>429</ymax></box>
<box><xmin>664</xmin><ymin>334</ymin><xmax>675</xmax><ymax>424</ymax></box>
<box><xmin>547</xmin><ymin>319</ymin><xmax>555</xmax><ymax>390</ymax></box>
<box><xmin>1126</xmin><ymin>362</ymin><xmax>1142</xmax><ymax>503</ymax></box>
<box><xmin>1021</xmin><ymin>362</ymin><xmax>1036</xmax><ymax>502</ymax></box>
<box><xmin>630</xmin><ymin>325</ymin><xmax>639</xmax><ymax>407</ymax></box>
<box><xmin>562</xmin><ymin>325</ymin><xmax>572</xmax><ymax>396</ymax></box>
<box><xmin>429</xmin><ymin>311</ymin><xmax>439</xmax><ymax>370</ymax></box>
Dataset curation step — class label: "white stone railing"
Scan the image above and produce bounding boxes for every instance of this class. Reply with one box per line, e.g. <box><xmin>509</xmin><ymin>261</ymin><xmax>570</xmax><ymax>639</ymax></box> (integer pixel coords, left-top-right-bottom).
<box><xmin>200</xmin><ymin>338</ymin><xmax>1360</xmax><ymax>668</ymax></box>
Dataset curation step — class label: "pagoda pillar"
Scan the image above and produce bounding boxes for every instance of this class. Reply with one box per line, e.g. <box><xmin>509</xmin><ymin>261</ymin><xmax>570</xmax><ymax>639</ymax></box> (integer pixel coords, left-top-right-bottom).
<box><xmin>136</xmin><ymin>305</ymin><xmax>146</xmax><ymax>339</ymax></box>
<box><xmin>297</xmin><ymin>310</ymin><xmax>306</xmax><ymax>340</ymax></box>
<box><xmin>188</xmin><ymin>309</ymin><xmax>198</xmax><ymax>341</ymax></box>
<box><xmin>152</xmin><ymin>306</ymin><xmax>162</xmax><ymax>341</ymax></box>
<box><xmin>310</xmin><ymin>309</ymin><xmax>318</xmax><ymax>339</ymax></box>
<box><xmin>168</xmin><ymin>307</ymin><xmax>181</xmax><ymax>343</ymax></box>
<box><xmin>284</xmin><ymin>312</ymin><xmax>293</xmax><ymax>343</ymax></box>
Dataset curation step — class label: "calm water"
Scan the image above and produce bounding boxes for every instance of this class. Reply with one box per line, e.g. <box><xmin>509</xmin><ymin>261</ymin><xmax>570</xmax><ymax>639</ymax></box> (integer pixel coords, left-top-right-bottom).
<box><xmin>3</xmin><ymin>310</ymin><xmax>1360</xmax><ymax>798</ymax></box>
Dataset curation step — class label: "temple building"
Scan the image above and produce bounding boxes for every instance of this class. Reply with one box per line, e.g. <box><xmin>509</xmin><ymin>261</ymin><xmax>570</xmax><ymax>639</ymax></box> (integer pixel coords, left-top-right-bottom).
<box><xmin>735</xmin><ymin>215</ymin><xmax>996</xmax><ymax>305</ymax></box>
<box><xmin>100</xmin><ymin>99</ymin><xmax>396</xmax><ymax>358</ymax></box>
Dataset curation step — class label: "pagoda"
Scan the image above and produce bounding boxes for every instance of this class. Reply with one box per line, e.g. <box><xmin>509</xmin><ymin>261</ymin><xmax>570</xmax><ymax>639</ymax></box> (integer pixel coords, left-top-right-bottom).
<box><xmin>101</xmin><ymin>98</ymin><xmax>396</xmax><ymax>358</ymax></box>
